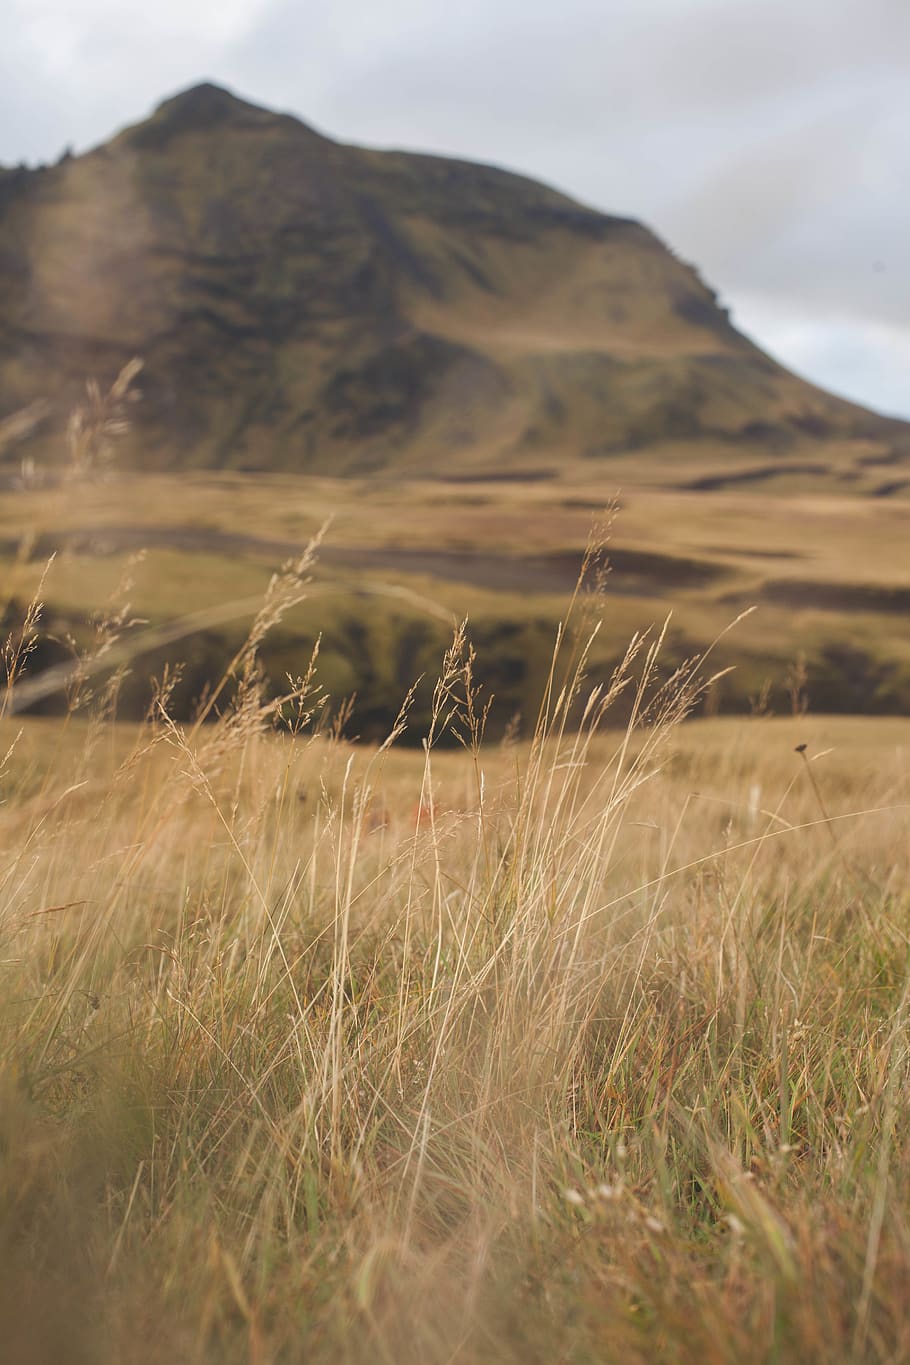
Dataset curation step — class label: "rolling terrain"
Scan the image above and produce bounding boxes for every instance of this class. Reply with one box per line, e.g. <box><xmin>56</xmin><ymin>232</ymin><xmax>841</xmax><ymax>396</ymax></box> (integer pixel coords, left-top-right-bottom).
<box><xmin>1</xmin><ymin>82</ymin><xmax>908</xmax><ymax>729</ymax></box>
<box><xmin>3</xmin><ymin>466</ymin><xmax>910</xmax><ymax>733</ymax></box>
<box><xmin>3</xmin><ymin>86</ymin><xmax>910</xmax><ymax>1363</ymax></box>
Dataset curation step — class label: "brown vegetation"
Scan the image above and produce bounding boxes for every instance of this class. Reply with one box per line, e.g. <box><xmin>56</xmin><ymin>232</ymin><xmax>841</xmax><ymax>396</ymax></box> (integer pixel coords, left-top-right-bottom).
<box><xmin>2</xmin><ymin>549</ymin><xmax>910</xmax><ymax>1362</ymax></box>
<box><xmin>2</xmin><ymin>83</ymin><xmax>906</xmax><ymax>477</ymax></box>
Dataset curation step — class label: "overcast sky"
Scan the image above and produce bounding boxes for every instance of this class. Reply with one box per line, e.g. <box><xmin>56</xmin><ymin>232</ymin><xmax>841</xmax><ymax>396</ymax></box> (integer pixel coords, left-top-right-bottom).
<box><xmin>4</xmin><ymin>0</ymin><xmax>907</xmax><ymax>418</ymax></box>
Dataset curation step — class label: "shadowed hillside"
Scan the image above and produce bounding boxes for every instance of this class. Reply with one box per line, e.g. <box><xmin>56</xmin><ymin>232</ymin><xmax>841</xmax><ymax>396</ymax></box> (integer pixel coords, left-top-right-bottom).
<box><xmin>1</xmin><ymin>81</ymin><xmax>906</xmax><ymax>475</ymax></box>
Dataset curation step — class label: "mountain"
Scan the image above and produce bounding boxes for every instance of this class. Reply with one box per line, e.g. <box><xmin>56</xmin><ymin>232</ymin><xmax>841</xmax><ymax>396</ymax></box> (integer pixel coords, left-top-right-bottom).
<box><xmin>0</xmin><ymin>82</ymin><xmax>905</xmax><ymax>475</ymax></box>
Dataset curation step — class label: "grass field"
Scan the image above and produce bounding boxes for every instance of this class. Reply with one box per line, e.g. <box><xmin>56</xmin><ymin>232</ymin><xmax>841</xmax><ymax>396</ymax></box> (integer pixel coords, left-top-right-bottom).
<box><xmin>3</xmin><ymin>461</ymin><xmax>910</xmax><ymax>733</ymax></box>
<box><xmin>2</xmin><ymin>564</ymin><xmax>910</xmax><ymax>1362</ymax></box>
<box><xmin>4</xmin><ymin>87</ymin><xmax>910</xmax><ymax>1361</ymax></box>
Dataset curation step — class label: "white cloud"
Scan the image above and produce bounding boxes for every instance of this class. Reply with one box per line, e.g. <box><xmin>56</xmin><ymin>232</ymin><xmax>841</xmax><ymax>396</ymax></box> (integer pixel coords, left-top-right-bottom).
<box><xmin>0</xmin><ymin>0</ymin><xmax>261</xmax><ymax>161</ymax></box>
<box><xmin>733</xmin><ymin>295</ymin><xmax>910</xmax><ymax>419</ymax></box>
<box><xmin>14</xmin><ymin>0</ymin><xmax>260</xmax><ymax>63</ymax></box>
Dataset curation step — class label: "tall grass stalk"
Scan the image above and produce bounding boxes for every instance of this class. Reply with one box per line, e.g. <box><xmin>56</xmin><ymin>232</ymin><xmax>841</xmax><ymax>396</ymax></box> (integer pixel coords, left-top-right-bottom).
<box><xmin>1</xmin><ymin>548</ymin><xmax>909</xmax><ymax>1363</ymax></box>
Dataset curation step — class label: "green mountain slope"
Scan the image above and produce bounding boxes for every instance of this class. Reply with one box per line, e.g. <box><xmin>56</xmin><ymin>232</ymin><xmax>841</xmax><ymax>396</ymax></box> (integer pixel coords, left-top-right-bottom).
<box><xmin>0</xmin><ymin>81</ymin><xmax>906</xmax><ymax>475</ymax></box>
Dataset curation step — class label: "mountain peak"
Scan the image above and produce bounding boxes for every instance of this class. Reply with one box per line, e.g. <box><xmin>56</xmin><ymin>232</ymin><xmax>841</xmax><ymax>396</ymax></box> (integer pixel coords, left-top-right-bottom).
<box><xmin>120</xmin><ymin>81</ymin><xmax>324</xmax><ymax>150</ymax></box>
<box><xmin>157</xmin><ymin>82</ymin><xmax>251</xmax><ymax>121</ymax></box>
<box><xmin>1</xmin><ymin>86</ymin><xmax>901</xmax><ymax>477</ymax></box>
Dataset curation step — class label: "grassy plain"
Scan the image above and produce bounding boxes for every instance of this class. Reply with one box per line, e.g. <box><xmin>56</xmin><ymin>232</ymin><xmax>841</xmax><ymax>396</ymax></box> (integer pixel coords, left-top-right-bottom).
<box><xmin>3</xmin><ymin>461</ymin><xmax>910</xmax><ymax>730</ymax></box>
<box><xmin>2</xmin><ymin>567</ymin><xmax>910</xmax><ymax>1362</ymax></box>
<box><xmin>3</xmin><ymin>82</ymin><xmax>910</xmax><ymax>1360</ymax></box>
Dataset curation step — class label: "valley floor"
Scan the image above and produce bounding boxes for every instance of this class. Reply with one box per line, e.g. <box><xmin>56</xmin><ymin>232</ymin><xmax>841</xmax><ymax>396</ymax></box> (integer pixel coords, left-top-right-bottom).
<box><xmin>3</xmin><ymin>465</ymin><xmax>910</xmax><ymax>730</ymax></box>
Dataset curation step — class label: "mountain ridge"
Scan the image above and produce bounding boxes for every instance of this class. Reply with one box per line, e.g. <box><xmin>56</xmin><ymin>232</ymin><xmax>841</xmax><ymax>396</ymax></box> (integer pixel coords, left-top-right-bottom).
<box><xmin>0</xmin><ymin>81</ymin><xmax>905</xmax><ymax>476</ymax></box>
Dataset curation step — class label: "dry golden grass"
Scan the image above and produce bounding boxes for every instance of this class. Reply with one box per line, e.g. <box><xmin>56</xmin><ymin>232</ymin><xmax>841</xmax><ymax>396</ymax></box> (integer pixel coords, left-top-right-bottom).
<box><xmin>2</xmin><ymin>553</ymin><xmax>910</xmax><ymax>1364</ymax></box>
<box><xmin>4</xmin><ymin>459</ymin><xmax>910</xmax><ymax>736</ymax></box>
